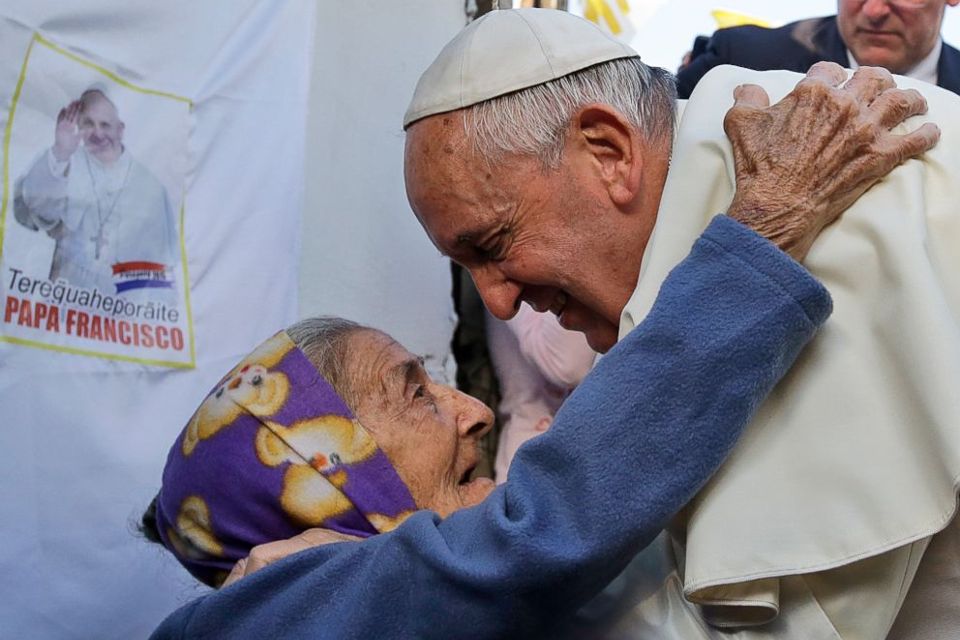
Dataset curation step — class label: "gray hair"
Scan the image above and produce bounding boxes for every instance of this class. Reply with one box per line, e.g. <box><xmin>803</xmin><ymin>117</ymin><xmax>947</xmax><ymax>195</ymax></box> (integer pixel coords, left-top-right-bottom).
<box><xmin>286</xmin><ymin>316</ymin><xmax>368</xmax><ymax>410</ymax></box>
<box><xmin>465</xmin><ymin>57</ymin><xmax>677</xmax><ymax>168</ymax></box>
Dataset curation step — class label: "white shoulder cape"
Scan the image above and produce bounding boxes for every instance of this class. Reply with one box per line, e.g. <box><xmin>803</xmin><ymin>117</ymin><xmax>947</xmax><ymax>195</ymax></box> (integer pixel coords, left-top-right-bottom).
<box><xmin>619</xmin><ymin>65</ymin><xmax>960</xmax><ymax>635</ymax></box>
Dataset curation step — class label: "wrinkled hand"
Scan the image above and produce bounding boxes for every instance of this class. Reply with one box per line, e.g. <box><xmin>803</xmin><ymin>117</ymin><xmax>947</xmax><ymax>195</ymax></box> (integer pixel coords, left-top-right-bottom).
<box><xmin>723</xmin><ymin>62</ymin><xmax>940</xmax><ymax>261</ymax></box>
<box><xmin>53</xmin><ymin>100</ymin><xmax>83</xmax><ymax>162</ymax></box>
<box><xmin>222</xmin><ymin>528</ymin><xmax>361</xmax><ymax>588</ymax></box>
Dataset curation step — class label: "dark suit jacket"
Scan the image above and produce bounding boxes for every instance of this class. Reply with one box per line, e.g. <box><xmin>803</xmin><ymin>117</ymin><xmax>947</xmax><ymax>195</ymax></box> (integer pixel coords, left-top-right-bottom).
<box><xmin>676</xmin><ymin>15</ymin><xmax>960</xmax><ymax>99</ymax></box>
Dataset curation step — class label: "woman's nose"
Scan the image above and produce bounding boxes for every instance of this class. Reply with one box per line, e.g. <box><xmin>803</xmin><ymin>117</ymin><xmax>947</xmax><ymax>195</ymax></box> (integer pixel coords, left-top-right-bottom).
<box><xmin>454</xmin><ymin>391</ymin><xmax>495</xmax><ymax>440</ymax></box>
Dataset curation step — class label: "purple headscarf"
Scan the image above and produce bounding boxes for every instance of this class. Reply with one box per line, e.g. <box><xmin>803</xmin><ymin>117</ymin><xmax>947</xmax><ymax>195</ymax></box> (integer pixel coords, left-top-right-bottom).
<box><xmin>155</xmin><ymin>331</ymin><xmax>417</xmax><ymax>585</ymax></box>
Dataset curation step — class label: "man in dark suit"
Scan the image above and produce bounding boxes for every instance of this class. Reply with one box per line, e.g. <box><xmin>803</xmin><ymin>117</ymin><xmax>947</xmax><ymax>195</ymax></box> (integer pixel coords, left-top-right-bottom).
<box><xmin>677</xmin><ymin>0</ymin><xmax>960</xmax><ymax>98</ymax></box>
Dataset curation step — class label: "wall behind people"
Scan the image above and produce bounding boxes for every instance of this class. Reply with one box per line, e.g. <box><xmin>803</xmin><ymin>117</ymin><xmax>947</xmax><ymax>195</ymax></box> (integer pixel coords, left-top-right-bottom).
<box><xmin>299</xmin><ymin>1</ymin><xmax>463</xmax><ymax>384</ymax></box>
<box><xmin>0</xmin><ymin>1</ymin><xmax>464</xmax><ymax>638</ymax></box>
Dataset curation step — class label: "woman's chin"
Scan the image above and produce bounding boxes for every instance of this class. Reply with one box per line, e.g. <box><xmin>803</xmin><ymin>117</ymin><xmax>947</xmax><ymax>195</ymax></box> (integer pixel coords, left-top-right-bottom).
<box><xmin>424</xmin><ymin>478</ymin><xmax>497</xmax><ymax>517</ymax></box>
<box><xmin>457</xmin><ymin>477</ymin><xmax>496</xmax><ymax>509</ymax></box>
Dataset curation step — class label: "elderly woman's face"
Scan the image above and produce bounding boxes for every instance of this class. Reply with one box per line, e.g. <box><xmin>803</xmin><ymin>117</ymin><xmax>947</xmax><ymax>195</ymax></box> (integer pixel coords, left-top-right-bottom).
<box><xmin>347</xmin><ymin>330</ymin><xmax>496</xmax><ymax>517</ymax></box>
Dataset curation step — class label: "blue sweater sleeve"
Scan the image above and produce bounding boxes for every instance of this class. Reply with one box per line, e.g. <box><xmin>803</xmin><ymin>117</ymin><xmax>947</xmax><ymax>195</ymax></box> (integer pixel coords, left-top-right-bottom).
<box><xmin>151</xmin><ymin>215</ymin><xmax>831</xmax><ymax>640</ymax></box>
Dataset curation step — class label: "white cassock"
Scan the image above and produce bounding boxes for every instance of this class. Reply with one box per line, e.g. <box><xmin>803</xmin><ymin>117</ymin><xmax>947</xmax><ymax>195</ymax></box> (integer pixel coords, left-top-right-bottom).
<box><xmin>570</xmin><ymin>66</ymin><xmax>960</xmax><ymax>640</ymax></box>
<box><xmin>14</xmin><ymin>145</ymin><xmax>178</xmax><ymax>299</ymax></box>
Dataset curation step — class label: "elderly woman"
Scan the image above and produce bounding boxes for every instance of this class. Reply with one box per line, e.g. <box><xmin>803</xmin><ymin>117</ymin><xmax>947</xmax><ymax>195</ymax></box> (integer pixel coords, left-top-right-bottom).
<box><xmin>143</xmin><ymin>316</ymin><xmax>498</xmax><ymax>587</ymax></box>
<box><xmin>146</xmin><ymin>208</ymin><xmax>833</xmax><ymax>639</ymax></box>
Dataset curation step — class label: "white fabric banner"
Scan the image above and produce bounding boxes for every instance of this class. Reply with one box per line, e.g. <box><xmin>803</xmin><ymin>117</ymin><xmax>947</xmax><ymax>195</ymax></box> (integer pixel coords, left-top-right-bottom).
<box><xmin>0</xmin><ymin>1</ymin><xmax>313</xmax><ymax>636</ymax></box>
<box><xmin>3</xmin><ymin>32</ymin><xmax>192</xmax><ymax>366</ymax></box>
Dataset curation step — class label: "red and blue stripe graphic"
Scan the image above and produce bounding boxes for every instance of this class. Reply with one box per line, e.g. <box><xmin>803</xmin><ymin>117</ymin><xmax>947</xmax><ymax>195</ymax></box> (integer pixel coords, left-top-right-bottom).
<box><xmin>112</xmin><ymin>261</ymin><xmax>173</xmax><ymax>293</ymax></box>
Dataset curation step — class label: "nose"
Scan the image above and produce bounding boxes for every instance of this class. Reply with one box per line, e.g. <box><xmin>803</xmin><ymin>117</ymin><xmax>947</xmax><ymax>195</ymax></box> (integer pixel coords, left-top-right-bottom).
<box><xmin>469</xmin><ymin>264</ymin><xmax>522</xmax><ymax>321</ymax></box>
<box><xmin>88</xmin><ymin>127</ymin><xmax>106</xmax><ymax>143</ymax></box>
<box><xmin>453</xmin><ymin>390</ymin><xmax>495</xmax><ymax>440</ymax></box>
<box><xmin>861</xmin><ymin>0</ymin><xmax>891</xmax><ymax>20</ymax></box>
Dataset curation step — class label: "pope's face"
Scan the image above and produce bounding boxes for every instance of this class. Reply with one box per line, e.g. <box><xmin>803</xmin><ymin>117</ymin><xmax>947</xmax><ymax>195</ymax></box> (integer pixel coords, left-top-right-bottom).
<box><xmin>404</xmin><ymin>115</ymin><xmax>644</xmax><ymax>353</ymax></box>
<box><xmin>837</xmin><ymin>0</ymin><xmax>958</xmax><ymax>74</ymax></box>
<box><xmin>348</xmin><ymin>330</ymin><xmax>496</xmax><ymax>517</ymax></box>
<box><xmin>79</xmin><ymin>94</ymin><xmax>124</xmax><ymax>164</ymax></box>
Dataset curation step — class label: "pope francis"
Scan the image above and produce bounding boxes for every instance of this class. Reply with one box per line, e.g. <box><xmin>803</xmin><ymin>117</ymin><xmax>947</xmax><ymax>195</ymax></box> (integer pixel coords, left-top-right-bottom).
<box><xmin>14</xmin><ymin>86</ymin><xmax>178</xmax><ymax>299</ymax></box>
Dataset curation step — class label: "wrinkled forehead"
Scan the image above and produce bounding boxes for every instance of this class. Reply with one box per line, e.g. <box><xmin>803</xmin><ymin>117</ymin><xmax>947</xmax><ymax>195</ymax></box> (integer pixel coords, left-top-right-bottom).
<box><xmin>404</xmin><ymin>114</ymin><xmax>508</xmax><ymax>249</ymax></box>
<box><xmin>405</xmin><ymin>114</ymin><xmax>472</xmax><ymax>186</ymax></box>
<box><xmin>347</xmin><ymin>330</ymin><xmax>421</xmax><ymax>397</ymax></box>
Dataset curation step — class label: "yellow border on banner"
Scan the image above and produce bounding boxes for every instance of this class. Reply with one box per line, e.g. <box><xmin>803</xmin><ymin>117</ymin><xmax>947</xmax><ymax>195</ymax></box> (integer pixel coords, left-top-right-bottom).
<box><xmin>34</xmin><ymin>33</ymin><xmax>192</xmax><ymax>104</ymax></box>
<box><xmin>178</xmin><ymin>197</ymin><xmax>196</xmax><ymax>364</ymax></box>
<box><xmin>1</xmin><ymin>335</ymin><xmax>195</xmax><ymax>369</ymax></box>
<box><xmin>0</xmin><ymin>35</ymin><xmax>34</xmax><ymax>265</ymax></box>
<box><xmin>0</xmin><ymin>32</ymin><xmax>196</xmax><ymax>368</ymax></box>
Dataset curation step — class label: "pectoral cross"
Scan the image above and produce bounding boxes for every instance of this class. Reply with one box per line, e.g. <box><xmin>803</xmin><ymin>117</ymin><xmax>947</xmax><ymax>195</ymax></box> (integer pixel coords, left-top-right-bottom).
<box><xmin>91</xmin><ymin>226</ymin><xmax>109</xmax><ymax>260</ymax></box>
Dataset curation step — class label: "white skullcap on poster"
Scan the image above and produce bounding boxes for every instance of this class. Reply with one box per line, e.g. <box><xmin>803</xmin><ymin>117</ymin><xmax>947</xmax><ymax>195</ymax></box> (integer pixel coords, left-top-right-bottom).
<box><xmin>403</xmin><ymin>8</ymin><xmax>639</xmax><ymax>129</ymax></box>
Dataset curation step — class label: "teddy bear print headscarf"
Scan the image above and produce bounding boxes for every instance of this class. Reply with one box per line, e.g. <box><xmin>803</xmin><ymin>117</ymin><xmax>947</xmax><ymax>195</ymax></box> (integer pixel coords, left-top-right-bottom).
<box><xmin>154</xmin><ymin>331</ymin><xmax>417</xmax><ymax>586</ymax></box>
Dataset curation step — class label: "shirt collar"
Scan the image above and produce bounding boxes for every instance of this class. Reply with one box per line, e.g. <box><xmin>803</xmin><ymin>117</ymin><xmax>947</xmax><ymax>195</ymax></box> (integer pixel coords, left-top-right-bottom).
<box><xmin>846</xmin><ymin>39</ymin><xmax>942</xmax><ymax>85</ymax></box>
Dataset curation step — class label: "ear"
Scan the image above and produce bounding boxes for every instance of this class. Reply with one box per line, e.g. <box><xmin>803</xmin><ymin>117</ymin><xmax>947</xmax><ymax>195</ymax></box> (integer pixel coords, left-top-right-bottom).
<box><xmin>572</xmin><ymin>104</ymin><xmax>643</xmax><ymax>207</ymax></box>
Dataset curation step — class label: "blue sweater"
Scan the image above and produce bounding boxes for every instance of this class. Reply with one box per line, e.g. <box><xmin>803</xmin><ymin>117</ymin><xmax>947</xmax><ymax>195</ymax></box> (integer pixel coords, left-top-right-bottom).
<box><xmin>151</xmin><ymin>215</ymin><xmax>831</xmax><ymax>639</ymax></box>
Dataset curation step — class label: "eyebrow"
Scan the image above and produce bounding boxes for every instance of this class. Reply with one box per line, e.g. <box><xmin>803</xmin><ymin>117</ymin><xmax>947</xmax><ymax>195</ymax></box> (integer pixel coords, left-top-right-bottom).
<box><xmin>381</xmin><ymin>356</ymin><xmax>425</xmax><ymax>396</ymax></box>
<box><xmin>456</xmin><ymin>227</ymin><xmax>495</xmax><ymax>246</ymax></box>
<box><xmin>460</xmin><ymin>218</ymin><xmax>509</xmax><ymax>247</ymax></box>
<box><xmin>456</xmin><ymin>215</ymin><xmax>503</xmax><ymax>242</ymax></box>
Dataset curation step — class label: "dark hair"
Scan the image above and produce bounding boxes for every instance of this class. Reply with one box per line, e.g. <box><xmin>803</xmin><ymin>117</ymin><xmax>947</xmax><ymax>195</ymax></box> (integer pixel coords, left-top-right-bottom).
<box><xmin>139</xmin><ymin>316</ymin><xmax>371</xmax><ymax>581</ymax></box>
<box><xmin>139</xmin><ymin>496</ymin><xmax>163</xmax><ymax>544</ymax></box>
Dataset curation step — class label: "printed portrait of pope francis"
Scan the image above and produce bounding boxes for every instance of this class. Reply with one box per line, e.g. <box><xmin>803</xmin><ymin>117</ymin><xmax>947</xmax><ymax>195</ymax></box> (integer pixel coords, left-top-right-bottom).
<box><xmin>13</xmin><ymin>84</ymin><xmax>179</xmax><ymax>301</ymax></box>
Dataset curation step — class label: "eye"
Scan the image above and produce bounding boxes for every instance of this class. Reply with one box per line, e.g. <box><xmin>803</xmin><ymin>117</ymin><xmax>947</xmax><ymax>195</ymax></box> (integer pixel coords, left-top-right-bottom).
<box><xmin>473</xmin><ymin>225</ymin><xmax>513</xmax><ymax>262</ymax></box>
<box><xmin>477</xmin><ymin>239</ymin><xmax>507</xmax><ymax>262</ymax></box>
<box><xmin>413</xmin><ymin>385</ymin><xmax>439</xmax><ymax>412</ymax></box>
